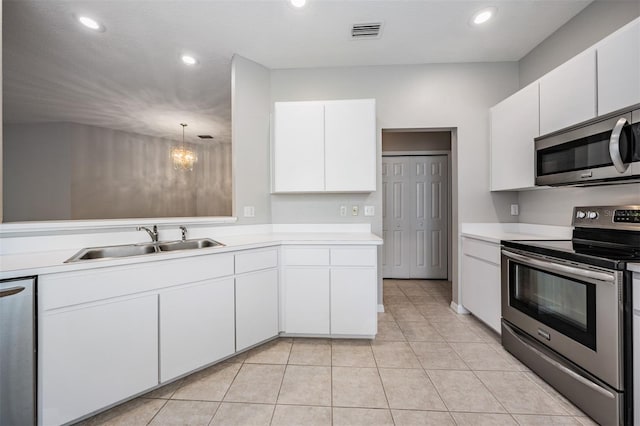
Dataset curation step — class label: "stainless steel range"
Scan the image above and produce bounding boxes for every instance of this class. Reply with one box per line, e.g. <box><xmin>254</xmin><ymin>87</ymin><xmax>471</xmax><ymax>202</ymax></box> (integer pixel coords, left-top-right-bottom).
<box><xmin>501</xmin><ymin>205</ymin><xmax>639</xmax><ymax>426</ymax></box>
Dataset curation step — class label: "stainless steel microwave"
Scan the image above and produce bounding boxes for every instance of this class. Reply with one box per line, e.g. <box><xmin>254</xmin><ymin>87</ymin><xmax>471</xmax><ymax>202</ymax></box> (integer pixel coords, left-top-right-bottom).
<box><xmin>535</xmin><ymin>106</ymin><xmax>640</xmax><ymax>186</ymax></box>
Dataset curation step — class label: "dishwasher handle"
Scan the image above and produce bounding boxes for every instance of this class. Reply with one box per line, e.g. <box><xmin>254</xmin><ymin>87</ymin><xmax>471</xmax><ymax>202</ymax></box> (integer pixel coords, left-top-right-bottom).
<box><xmin>0</xmin><ymin>286</ymin><xmax>26</xmax><ymax>298</ymax></box>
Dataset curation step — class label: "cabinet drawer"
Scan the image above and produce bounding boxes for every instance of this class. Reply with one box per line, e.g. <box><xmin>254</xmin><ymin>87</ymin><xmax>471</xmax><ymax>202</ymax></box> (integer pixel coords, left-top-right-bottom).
<box><xmin>331</xmin><ymin>247</ymin><xmax>377</xmax><ymax>266</ymax></box>
<box><xmin>282</xmin><ymin>248</ymin><xmax>330</xmax><ymax>266</ymax></box>
<box><xmin>235</xmin><ymin>249</ymin><xmax>278</xmax><ymax>274</ymax></box>
<box><xmin>39</xmin><ymin>254</ymin><xmax>234</xmax><ymax>310</ymax></box>
<box><xmin>462</xmin><ymin>238</ymin><xmax>500</xmax><ymax>265</ymax></box>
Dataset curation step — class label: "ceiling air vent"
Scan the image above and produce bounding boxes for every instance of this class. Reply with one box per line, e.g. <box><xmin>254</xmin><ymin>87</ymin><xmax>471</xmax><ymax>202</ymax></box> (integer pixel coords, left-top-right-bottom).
<box><xmin>351</xmin><ymin>22</ymin><xmax>383</xmax><ymax>40</ymax></box>
<box><xmin>198</xmin><ymin>135</ymin><xmax>213</xmax><ymax>139</ymax></box>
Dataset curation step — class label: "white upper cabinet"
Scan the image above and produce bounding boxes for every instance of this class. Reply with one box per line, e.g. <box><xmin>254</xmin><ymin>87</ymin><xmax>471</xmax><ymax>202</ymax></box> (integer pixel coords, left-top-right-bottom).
<box><xmin>539</xmin><ymin>49</ymin><xmax>597</xmax><ymax>135</ymax></box>
<box><xmin>324</xmin><ymin>100</ymin><xmax>377</xmax><ymax>192</ymax></box>
<box><xmin>273</xmin><ymin>101</ymin><xmax>325</xmax><ymax>192</ymax></box>
<box><xmin>490</xmin><ymin>82</ymin><xmax>539</xmax><ymax>191</ymax></box>
<box><xmin>597</xmin><ymin>18</ymin><xmax>640</xmax><ymax>115</ymax></box>
<box><xmin>273</xmin><ymin>99</ymin><xmax>376</xmax><ymax>193</ymax></box>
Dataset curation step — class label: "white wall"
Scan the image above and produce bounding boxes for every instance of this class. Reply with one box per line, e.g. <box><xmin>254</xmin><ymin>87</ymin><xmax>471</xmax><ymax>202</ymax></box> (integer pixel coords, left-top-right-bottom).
<box><xmin>231</xmin><ymin>55</ymin><xmax>272</xmax><ymax>225</ymax></box>
<box><xmin>519</xmin><ymin>0</ymin><xmax>640</xmax><ymax>86</ymax></box>
<box><xmin>270</xmin><ymin>62</ymin><xmax>521</xmax><ymax>304</ymax></box>
<box><xmin>516</xmin><ymin>0</ymin><xmax>640</xmax><ymax>226</ymax></box>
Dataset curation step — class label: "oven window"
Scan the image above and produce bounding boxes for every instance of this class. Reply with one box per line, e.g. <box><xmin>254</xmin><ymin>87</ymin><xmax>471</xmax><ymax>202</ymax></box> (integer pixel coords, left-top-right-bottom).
<box><xmin>509</xmin><ymin>262</ymin><xmax>596</xmax><ymax>350</ymax></box>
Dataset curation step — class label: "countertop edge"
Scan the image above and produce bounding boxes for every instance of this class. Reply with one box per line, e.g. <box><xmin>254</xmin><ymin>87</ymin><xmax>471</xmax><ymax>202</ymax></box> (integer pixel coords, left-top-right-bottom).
<box><xmin>0</xmin><ymin>233</ymin><xmax>383</xmax><ymax>280</ymax></box>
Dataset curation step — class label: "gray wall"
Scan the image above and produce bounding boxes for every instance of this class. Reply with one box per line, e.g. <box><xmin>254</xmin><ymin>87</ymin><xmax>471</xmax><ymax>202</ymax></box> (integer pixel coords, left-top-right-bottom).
<box><xmin>3</xmin><ymin>122</ymin><xmax>231</xmax><ymax>221</ymax></box>
<box><xmin>516</xmin><ymin>1</ymin><xmax>640</xmax><ymax>225</ymax></box>
<box><xmin>270</xmin><ymin>62</ymin><xmax>521</xmax><ymax>305</ymax></box>
<box><xmin>231</xmin><ymin>55</ymin><xmax>272</xmax><ymax>225</ymax></box>
<box><xmin>519</xmin><ymin>0</ymin><xmax>640</xmax><ymax>86</ymax></box>
<box><xmin>382</xmin><ymin>131</ymin><xmax>451</xmax><ymax>152</ymax></box>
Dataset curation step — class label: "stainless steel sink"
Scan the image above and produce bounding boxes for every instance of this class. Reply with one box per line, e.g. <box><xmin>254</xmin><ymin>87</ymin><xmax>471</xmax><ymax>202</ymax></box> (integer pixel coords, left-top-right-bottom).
<box><xmin>64</xmin><ymin>238</ymin><xmax>224</xmax><ymax>263</ymax></box>
<box><xmin>157</xmin><ymin>239</ymin><xmax>223</xmax><ymax>252</ymax></box>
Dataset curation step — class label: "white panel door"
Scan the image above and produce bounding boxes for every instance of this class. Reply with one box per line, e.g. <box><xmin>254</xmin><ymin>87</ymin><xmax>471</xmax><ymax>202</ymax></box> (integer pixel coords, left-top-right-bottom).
<box><xmin>330</xmin><ymin>268</ymin><xmax>377</xmax><ymax>336</ymax></box>
<box><xmin>383</xmin><ymin>156</ymin><xmax>449</xmax><ymax>279</ymax></box>
<box><xmin>40</xmin><ymin>295</ymin><xmax>158</xmax><ymax>426</ymax></box>
<box><xmin>490</xmin><ymin>81</ymin><xmax>539</xmax><ymax>191</ymax></box>
<box><xmin>159</xmin><ymin>278</ymin><xmax>235</xmax><ymax>382</ymax></box>
<box><xmin>282</xmin><ymin>268</ymin><xmax>330</xmax><ymax>334</ymax></box>
<box><xmin>412</xmin><ymin>156</ymin><xmax>448</xmax><ymax>279</ymax></box>
<box><xmin>540</xmin><ymin>49</ymin><xmax>597</xmax><ymax>135</ymax></box>
<box><xmin>382</xmin><ymin>157</ymin><xmax>411</xmax><ymax>278</ymax></box>
<box><xmin>324</xmin><ymin>99</ymin><xmax>376</xmax><ymax>192</ymax></box>
<box><xmin>597</xmin><ymin>19</ymin><xmax>640</xmax><ymax>115</ymax></box>
<box><xmin>273</xmin><ymin>101</ymin><xmax>325</xmax><ymax>192</ymax></box>
<box><xmin>236</xmin><ymin>269</ymin><xmax>279</xmax><ymax>351</ymax></box>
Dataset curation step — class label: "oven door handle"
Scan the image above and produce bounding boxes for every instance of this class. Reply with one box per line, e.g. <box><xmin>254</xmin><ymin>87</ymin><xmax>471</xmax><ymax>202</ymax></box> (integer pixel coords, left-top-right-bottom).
<box><xmin>502</xmin><ymin>250</ymin><xmax>615</xmax><ymax>283</ymax></box>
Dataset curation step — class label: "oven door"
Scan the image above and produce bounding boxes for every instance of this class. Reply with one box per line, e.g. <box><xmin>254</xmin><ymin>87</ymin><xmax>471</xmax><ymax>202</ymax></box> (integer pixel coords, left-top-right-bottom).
<box><xmin>501</xmin><ymin>249</ymin><xmax>623</xmax><ymax>389</ymax></box>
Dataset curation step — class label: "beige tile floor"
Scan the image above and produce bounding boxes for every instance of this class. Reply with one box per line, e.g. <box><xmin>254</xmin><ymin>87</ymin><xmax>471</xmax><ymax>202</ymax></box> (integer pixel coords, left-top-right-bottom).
<box><xmin>78</xmin><ymin>279</ymin><xmax>599</xmax><ymax>426</ymax></box>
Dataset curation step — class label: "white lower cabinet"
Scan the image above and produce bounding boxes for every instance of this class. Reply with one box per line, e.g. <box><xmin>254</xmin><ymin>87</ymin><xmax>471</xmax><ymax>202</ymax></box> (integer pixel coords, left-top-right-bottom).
<box><xmin>281</xmin><ymin>246</ymin><xmax>377</xmax><ymax>337</ymax></box>
<box><xmin>40</xmin><ymin>295</ymin><xmax>158</xmax><ymax>426</ymax></box>
<box><xmin>331</xmin><ymin>268</ymin><xmax>377</xmax><ymax>335</ymax></box>
<box><xmin>460</xmin><ymin>237</ymin><xmax>501</xmax><ymax>333</ymax></box>
<box><xmin>236</xmin><ymin>269</ymin><xmax>279</xmax><ymax>351</ymax></box>
<box><xmin>159</xmin><ymin>278</ymin><xmax>235</xmax><ymax>382</ymax></box>
<box><xmin>282</xmin><ymin>268</ymin><xmax>331</xmax><ymax>334</ymax></box>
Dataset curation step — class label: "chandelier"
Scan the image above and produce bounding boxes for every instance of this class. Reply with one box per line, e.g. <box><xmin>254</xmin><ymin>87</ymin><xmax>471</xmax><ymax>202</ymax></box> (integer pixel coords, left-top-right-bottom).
<box><xmin>171</xmin><ymin>123</ymin><xmax>197</xmax><ymax>171</ymax></box>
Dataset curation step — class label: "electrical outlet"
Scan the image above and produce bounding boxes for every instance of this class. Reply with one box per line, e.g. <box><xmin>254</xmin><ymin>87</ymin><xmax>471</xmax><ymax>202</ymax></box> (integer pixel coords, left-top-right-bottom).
<box><xmin>339</xmin><ymin>205</ymin><xmax>347</xmax><ymax>217</ymax></box>
<box><xmin>352</xmin><ymin>205</ymin><xmax>359</xmax><ymax>216</ymax></box>
<box><xmin>510</xmin><ymin>204</ymin><xmax>519</xmax><ymax>216</ymax></box>
<box><xmin>243</xmin><ymin>206</ymin><xmax>255</xmax><ymax>217</ymax></box>
<box><xmin>364</xmin><ymin>205</ymin><xmax>375</xmax><ymax>216</ymax></box>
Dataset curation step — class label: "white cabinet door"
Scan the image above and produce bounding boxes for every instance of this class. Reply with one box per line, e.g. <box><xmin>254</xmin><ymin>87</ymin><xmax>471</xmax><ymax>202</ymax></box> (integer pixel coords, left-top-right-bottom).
<box><xmin>282</xmin><ymin>268</ymin><xmax>330</xmax><ymax>334</ymax></box>
<box><xmin>273</xmin><ymin>101</ymin><xmax>325</xmax><ymax>192</ymax></box>
<box><xmin>330</xmin><ymin>268</ymin><xmax>377</xmax><ymax>336</ymax></box>
<box><xmin>490</xmin><ymin>82</ymin><xmax>539</xmax><ymax>191</ymax></box>
<box><xmin>597</xmin><ymin>19</ymin><xmax>640</xmax><ymax>115</ymax></box>
<box><xmin>159</xmin><ymin>278</ymin><xmax>235</xmax><ymax>382</ymax></box>
<box><xmin>236</xmin><ymin>269</ymin><xmax>279</xmax><ymax>351</ymax></box>
<box><xmin>324</xmin><ymin>99</ymin><xmax>376</xmax><ymax>192</ymax></box>
<box><xmin>540</xmin><ymin>49</ymin><xmax>597</xmax><ymax>135</ymax></box>
<box><xmin>460</xmin><ymin>238</ymin><xmax>501</xmax><ymax>333</ymax></box>
<box><xmin>40</xmin><ymin>295</ymin><xmax>158</xmax><ymax>426</ymax></box>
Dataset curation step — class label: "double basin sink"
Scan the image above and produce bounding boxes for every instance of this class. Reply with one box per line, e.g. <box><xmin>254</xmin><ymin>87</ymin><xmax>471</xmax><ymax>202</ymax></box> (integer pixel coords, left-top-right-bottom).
<box><xmin>65</xmin><ymin>238</ymin><xmax>224</xmax><ymax>263</ymax></box>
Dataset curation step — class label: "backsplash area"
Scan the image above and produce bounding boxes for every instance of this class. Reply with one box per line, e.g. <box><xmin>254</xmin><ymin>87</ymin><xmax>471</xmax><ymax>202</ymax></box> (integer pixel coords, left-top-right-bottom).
<box><xmin>517</xmin><ymin>183</ymin><xmax>640</xmax><ymax>225</ymax></box>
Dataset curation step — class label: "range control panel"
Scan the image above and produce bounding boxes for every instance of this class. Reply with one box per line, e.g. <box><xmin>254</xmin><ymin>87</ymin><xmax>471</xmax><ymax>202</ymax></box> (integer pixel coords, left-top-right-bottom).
<box><xmin>572</xmin><ymin>205</ymin><xmax>640</xmax><ymax>228</ymax></box>
<box><xmin>614</xmin><ymin>209</ymin><xmax>640</xmax><ymax>224</ymax></box>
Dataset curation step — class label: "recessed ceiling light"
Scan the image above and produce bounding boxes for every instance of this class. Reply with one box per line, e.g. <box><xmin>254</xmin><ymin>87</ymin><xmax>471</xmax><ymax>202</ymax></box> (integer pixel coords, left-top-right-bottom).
<box><xmin>290</xmin><ymin>0</ymin><xmax>306</xmax><ymax>8</ymax></box>
<box><xmin>181</xmin><ymin>55</ymin><xmax>198</xmax><ymax>66</ymax></box>
<box><xmin>77</xmin><ymin>15</ymin><xmax>103</xmax><ymax>31</ymax></box>
<box><xmin>472</xmin><ymin>7</ymin><xmax>497</xmax><ymax>25</ymax></box>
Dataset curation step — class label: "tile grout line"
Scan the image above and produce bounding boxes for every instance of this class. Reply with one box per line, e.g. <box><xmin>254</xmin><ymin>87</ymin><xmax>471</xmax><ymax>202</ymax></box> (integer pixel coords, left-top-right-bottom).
<box><xmin>268</xmin><ymin>341</ymin><xmax>293</xmax><ymax>425</ymax></box>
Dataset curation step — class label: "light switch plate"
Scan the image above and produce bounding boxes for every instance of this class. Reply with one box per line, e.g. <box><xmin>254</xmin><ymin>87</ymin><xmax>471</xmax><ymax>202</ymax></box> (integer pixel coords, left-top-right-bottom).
<box><xmin>352</xmin><ymin>206</ymin><xmax>359</xmax><ymax>216</ymax></box>
<box><xmin>243</xmin><ymin>206</ymin><xmax>255</xmax><ymax>217</ymax></box>
<box><xmin>364</xmin><ymin>205</ymin><xmax>375</xmax><ymax>216</ymax></box>
<box><xmin>340</xmin><ymin>205</ymin><xmax>347</xmax><ymax>217</ymax></box>
<box><xmin>510</xmin><ymin>204</ymin><xmax>519</xmax><ymax>216</ymax></box>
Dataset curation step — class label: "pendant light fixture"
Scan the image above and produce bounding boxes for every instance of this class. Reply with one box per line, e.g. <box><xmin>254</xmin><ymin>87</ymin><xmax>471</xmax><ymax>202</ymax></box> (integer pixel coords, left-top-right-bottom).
<box><xmin>171</xmin><ymin>123</ymin><xmax>197</xmax><ymax>171</ymax></box>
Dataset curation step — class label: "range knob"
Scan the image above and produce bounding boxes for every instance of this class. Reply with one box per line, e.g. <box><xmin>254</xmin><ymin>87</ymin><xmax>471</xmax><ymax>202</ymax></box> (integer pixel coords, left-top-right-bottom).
<box><xmin>587</xmin><ymin>211</ymin><xmax>599</xmax><ymax>219</ymax></box>
<box><xmin>576</xmin><ymin>211</ymin><xmax>586</xmax><ymax>219</ymax></box>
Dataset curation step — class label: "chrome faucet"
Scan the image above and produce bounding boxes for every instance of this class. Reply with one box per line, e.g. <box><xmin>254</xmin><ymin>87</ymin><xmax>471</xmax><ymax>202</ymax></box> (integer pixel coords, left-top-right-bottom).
<box><xmin>137</xmin><ymin>225</ymin><xmax>158</xmax><ymax>243</ymax></box>
<box><xmin>179</xmin><ymin>226</ymin><xmax>188</xmax><ymax>242</ymax></box>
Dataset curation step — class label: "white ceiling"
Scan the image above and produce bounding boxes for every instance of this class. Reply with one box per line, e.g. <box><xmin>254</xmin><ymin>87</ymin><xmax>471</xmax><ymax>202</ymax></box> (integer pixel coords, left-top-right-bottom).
<box><xmin>3</xmin><ymin>0</ymin><xmax>592</xmax><ymax>143</ymax></box>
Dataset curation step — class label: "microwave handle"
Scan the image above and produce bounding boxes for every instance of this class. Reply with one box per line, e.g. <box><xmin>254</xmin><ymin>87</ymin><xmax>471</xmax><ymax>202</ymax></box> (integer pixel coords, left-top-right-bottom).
<box><xmin>609</xmin><ymin>117</ymin><xmax>629</xmax><ymax>173</ymax></box>
<box><xmin>502</xmin><ymin>250</ymin><xmax>615</xmax><ymax>283</ymax></box>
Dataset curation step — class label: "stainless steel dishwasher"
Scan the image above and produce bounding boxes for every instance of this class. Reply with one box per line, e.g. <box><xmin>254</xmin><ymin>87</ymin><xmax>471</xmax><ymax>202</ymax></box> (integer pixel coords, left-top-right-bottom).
<box><xmin>0</xmin><ymin>277</ymin><xmax>36</xmax><ymax>425</ymax></box>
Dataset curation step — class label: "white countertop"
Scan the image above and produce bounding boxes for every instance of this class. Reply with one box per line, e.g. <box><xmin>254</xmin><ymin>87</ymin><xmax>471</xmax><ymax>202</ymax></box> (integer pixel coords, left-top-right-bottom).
<box><xmin>0</xmin><ymin>231</ymin><xmax>382</xmax><ymax>280</ymax></box>
<box><xmin>630</xmin><ymin>264</ymin><xmax>640</xmax><ymax>274</ymax></box>
<box><xmin>461</xmin><ymin>223</ymin><xmax>573</xmax><ymax>244</ymax></box>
